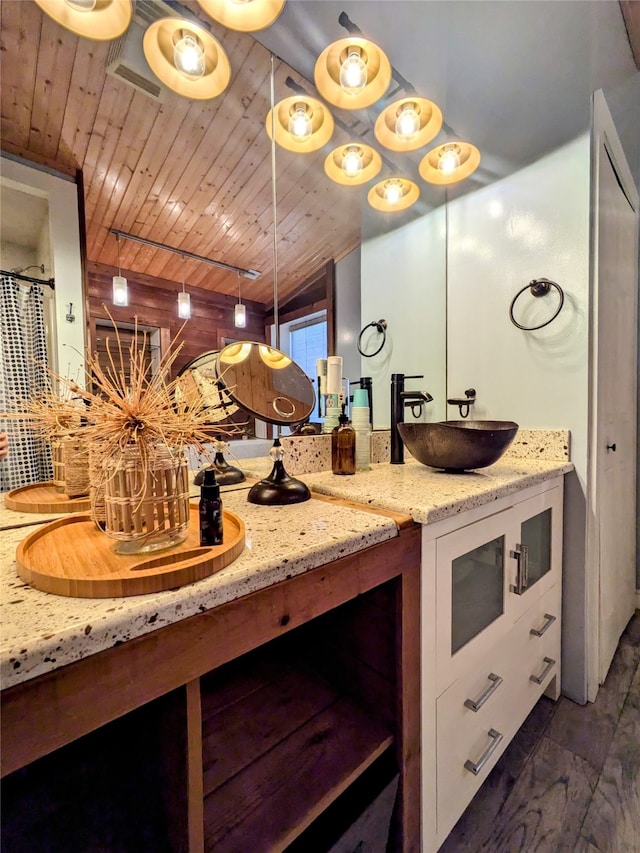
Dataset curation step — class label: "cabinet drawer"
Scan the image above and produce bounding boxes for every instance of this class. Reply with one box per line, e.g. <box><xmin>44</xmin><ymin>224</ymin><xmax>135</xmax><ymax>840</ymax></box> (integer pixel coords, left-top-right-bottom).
<box><xmin>436</xmin><ymin>639</ymin><xmax>520</xmax><ymax>843</ymax></box>
<box><xmin>435</xmin><ymin>583</ymin><xmax>561</xmax><ymax>844</ymax></box>
<box><xmin>509</xmin><ymin>583</ymin><xmax>562</xmax><ymax>719</ymax></box>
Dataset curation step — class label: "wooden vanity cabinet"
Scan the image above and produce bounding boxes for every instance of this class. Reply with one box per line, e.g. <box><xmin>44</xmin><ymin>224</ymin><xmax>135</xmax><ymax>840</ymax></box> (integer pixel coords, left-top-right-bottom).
<box><xmin>1</xmin><ymin>520</ymin><xmax>421</xmax><ymax>853</ymax></box>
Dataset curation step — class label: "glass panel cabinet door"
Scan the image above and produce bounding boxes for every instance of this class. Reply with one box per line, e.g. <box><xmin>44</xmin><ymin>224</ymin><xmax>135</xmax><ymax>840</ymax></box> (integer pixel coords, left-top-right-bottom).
<box><xmin>520</xmin><ymin>508</ymin><xmax>552</xmax><ymax>588</ymax></box>
<box><xmin>451</xmin><ymin>535</ymin><xmax>505</xmax><ymax>654</ymax></box>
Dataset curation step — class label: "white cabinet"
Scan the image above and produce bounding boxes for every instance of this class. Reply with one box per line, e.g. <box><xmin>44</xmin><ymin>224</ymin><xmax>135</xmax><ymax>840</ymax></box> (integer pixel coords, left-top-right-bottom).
<box><xmin>421</xmin><ymin>478</ymin><xmax>564</xmax><ymax>851</ymax></box>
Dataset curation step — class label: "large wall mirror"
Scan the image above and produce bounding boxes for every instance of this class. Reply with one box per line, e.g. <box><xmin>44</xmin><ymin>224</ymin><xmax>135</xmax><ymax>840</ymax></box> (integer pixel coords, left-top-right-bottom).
<box><xmin>1</xmin><ymin>0</ymin><xmax>638</xmax><ymax>479</ymax></box>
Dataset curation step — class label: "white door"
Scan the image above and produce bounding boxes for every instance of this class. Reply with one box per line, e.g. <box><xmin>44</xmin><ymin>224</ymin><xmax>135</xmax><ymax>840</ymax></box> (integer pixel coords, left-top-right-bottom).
<box><xmin>591</xmin><ymin>92</ymin><xmax>639</xmax><ymax>687</ymax></box>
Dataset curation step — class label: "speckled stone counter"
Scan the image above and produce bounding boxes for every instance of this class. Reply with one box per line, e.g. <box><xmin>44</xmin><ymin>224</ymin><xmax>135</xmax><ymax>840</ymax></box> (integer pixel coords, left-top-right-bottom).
<box><xmin>1</xmin><ymin>490</ymin><xmax>399</xmax><ymax>690</ymax></box>
<box><xmin>300</xmin><ymin>457</ymin><xmax>572</xmax><ymax>525</ymax></box>
<box><xmin>236</xmin><ymin>428</ymin><xmax>572</xmax><ymax>524</ymax></box>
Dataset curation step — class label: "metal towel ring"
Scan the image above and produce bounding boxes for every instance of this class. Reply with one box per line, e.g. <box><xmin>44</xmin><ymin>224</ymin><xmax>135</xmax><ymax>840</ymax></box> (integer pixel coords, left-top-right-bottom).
<box><xmin>357</xmin><ymin>319</ymin><xmax>387</xmax><ymax>357</ymax></box>
<box><xmin>509</xmin><ymin>278</ymin><xmax>564</xmax><ymax>331</ymax></box>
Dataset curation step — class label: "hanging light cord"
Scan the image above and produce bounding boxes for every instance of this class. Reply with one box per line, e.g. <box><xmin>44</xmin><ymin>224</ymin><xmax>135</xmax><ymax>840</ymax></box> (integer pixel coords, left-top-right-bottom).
<box><xmin>270</xmin><ymin>53</ymin><xmax>279</xmax><ymax>351</ymax></box>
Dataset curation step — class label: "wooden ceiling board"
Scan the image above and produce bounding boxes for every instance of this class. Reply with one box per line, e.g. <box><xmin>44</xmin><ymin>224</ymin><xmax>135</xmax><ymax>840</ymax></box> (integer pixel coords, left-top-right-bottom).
<box><xmin>0</xmin><ymin>1</ymin><xmax>362</xmax><ymax>306</ymax></box>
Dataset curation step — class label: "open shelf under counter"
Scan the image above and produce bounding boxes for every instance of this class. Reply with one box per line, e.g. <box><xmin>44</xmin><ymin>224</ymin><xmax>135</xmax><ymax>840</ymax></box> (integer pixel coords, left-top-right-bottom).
<box><xmin>200</xmin><ymin>650</ymin><xmax>393</xmax><ymax>852</ymax></box>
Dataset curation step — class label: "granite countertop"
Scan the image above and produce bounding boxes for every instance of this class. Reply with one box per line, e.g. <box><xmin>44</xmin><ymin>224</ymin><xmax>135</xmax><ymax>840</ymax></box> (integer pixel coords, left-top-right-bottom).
<box><xmin>299</xmin><ymin>457</ymin><xmax>572</xmax><ymax>525</ymax></box>
<box><xmin>237</xmin><ymin>427</ymin><xmax>573</xmax><ymax>525</ymax></box>
<box><xmin>0</xmin><ymin>489</ymin><xmax>399</xmax><ymax>690</ymax></box>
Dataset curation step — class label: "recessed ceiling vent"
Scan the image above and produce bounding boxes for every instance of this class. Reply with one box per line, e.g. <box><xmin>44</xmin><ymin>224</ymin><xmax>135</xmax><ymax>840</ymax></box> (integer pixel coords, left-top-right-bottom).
<box><xmin>106</xmin><ymin>1</ymin><xmax>203</xmax><ymax>101</ymax></box>
<box><xmin>106</xmin><ymin>20</ymin><xmax>165</xmax><ymax>101</ymax></box>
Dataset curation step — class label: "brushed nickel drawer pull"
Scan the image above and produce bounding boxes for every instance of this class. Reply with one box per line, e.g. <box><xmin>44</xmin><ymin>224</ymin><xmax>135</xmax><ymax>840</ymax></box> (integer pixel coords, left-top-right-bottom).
<box><xmin>509</xmin><ymin>544</ymin><xmax>529</xmax><ymax>595</ymax></box>
<box><xmin>464</xmin><ymin>673</ymin><xmax>504</xmax><ymax>712</ymax></box>
<box><xmin>464</xmin><ymin>728</ymin><xmax>504</xmax><ymax>776</ymax></box>
<box><xmin>530</xmin><ymin>656</ymin><xmax>556</xmax><ymax>684</ymax></box>
<box><xmin>530</xmin><ymin>613</ymin><xmax>556</xmax><ymax>637</ymax></box>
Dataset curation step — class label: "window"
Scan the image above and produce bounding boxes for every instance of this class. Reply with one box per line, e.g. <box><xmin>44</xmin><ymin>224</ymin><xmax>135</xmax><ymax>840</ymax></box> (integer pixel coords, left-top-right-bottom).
<box><xmin>289</xmin><ymin>314</ymin><xmax>328</xmax><ymax>383</ymax></box>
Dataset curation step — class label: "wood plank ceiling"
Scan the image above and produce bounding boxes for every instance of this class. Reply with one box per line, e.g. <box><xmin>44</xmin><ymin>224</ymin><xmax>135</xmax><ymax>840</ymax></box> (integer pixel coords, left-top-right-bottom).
<box><xmin>0</xmin><ymin>0</ymin><xmax>363</xmax><ymax>306</ymax></box>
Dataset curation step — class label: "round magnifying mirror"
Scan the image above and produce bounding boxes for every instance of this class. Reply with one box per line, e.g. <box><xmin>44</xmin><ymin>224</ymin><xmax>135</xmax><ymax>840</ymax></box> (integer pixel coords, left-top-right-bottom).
<box><xmin>175</xmin><ymin>349</ymin><xmax>240</xmax><ymax>422</ymax></box>
<box><xmin>216</xmin><ymin>341</ymin><xmax>315</xmax><ymax>426</ymax></box>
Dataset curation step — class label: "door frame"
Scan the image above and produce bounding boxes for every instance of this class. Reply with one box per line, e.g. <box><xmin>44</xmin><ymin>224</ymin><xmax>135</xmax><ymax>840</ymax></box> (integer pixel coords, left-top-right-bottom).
<box><xmin>586</xmin><ymin>89</ymin><xmax>640</xmax><ymax>701</ymax></box>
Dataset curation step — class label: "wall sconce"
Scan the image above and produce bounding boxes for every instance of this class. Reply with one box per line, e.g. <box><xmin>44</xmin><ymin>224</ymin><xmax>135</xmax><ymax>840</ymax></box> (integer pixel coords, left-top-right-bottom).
<box><xmin>34</xmin><ymin>0</ymin><xmax>132</xmax><ymax>40</ymax></box>
<box><xmin>324</xmin><ymin>142</ymin><xmax>381</xmax><ymax>186</ymax></box>
<box><xmin>197</xmin><ymin>0</ymin><xmax>285</xmax><ymax>32</ymax></box>
<box><xmin>234</xmin><ymin>274</ymin><xmax>246</xmax><ymax>328</ymax></box>
<box><xmin>314</xmin><ymin>37</ymin><xmax>391</xmax><ymax>110</ymax></box>
<box><xmin>177</xmin><ymin>256</ymin><xmax>191</xmax><ymax>319</ymax></box>
<box><xmin>374</xmin><ymin>97</ymin><xmax>443</xmax><ymax>152</ymax></box>
<box><xmin>367</xmin><ymin>177</ymin><xmax>419</xmax><ymax>212</ymax></box>
<box><xmin>143</xmin><ymin>18</ymin><xmax>231</xmax><ymax>100</ymax></box>
<box><xmin>419</xmin><ymin>141</ymin><xmax>481</xmax><ymax>184</ymax></box>
<box><xmin>112</xmin><ymin>233</ymin><xmax>128</xmax><ymax>307</ymax></box>
<box><xmin>266</xmin><ymin>95</ymin><xmax>334</xmax><ymax>153</ymax></box>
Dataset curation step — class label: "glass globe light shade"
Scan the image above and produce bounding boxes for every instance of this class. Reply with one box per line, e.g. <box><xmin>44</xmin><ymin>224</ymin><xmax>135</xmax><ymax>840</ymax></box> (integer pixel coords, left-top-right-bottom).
<box><xmin>173</xmin><ymin>33</ymin><xmax>205</xmax><ymax>80</ymax></box>
<box><xmin>438</xmin><ymin>145</ymin><xmax>461</xmax><ymax>176</ymax></box>
<box><xmin>339</xmin><ymin>50</ymin><xmax>367</xmax><ymax>95</ymax></box>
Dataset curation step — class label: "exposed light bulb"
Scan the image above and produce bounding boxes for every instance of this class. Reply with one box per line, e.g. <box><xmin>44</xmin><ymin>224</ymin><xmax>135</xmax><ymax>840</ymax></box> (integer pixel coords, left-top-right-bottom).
<box><xmin>383</xmin><ymin>180</ymin><xmax>403</xmax><ymax>204</ymax></box>
<box><xmin>395</xmin><ymin>103</ymin><xmax>420</xmax><ymax>140</ymax></box>
<box><xmin>64</xmin><ymin>0</ymin><xmax>97</xmax><ymax>10</ymax></box>
<box><xmin>112</xmin><ymin>275</ymin><xmax>128</xmax><ymax>307</ymax></box>
<box><xmin>234</xmin><ymin>302</ymin><xmax>247</xmax><ymax>328</ymax></box>
<box><xmin>341</xmin><ymin>145</ymin><xmax>364</xmax><ymax>178</ymax></box>
<box><xmin>339</xmin><ymin>49</ymin><xmax>367</xmax><ymax>95</ymax></box>
<box><xmin>173</xmin><ymin>33</ymin><xmax>205</xmax><ymax>80</ymax></box>
<box><xmin>438</xmin><ymin>145</ymin><xmax>461</xmax><ymax>176</ymax></box>
<box><xmin>177</xmin><ymin>290</ymin><xmax>191</xmax><ymax>319</ymax></box>
<box><xmin>288</xmin><ymin>103</ymin><xmax>312</xmax><ymax>141</ymax></box>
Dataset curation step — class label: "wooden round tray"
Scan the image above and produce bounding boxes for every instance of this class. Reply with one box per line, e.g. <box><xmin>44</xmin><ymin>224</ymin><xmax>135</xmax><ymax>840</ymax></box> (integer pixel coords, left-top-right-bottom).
<box><xmin>16</xmin><ymin>507</ymin><xmax>245</xmax><ymax>598</ymax></box>
<box><xmin>5</xmin><ymin>482</ymin><xmax>90</xmax><ymax>514</ymax></box>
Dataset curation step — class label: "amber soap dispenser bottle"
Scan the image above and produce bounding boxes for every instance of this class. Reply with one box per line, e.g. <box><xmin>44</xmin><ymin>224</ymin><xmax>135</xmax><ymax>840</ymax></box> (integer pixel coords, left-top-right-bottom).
<box><xmin>199</xmin><ymin>468</ymin><xmax>223</xmax><ymax>546</ymax></box>
<box><xmin>331</xmin><ymin>407</ymin><xmax>356</xmax><ymax>475</ymax></box>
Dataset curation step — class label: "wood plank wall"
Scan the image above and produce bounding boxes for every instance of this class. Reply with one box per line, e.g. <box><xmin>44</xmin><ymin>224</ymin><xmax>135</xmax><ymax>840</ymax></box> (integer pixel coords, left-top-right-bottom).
<box><xmin>87</xmin><ymin>261</ymin><xmax>267</xmax><ymax>377</ymax></box>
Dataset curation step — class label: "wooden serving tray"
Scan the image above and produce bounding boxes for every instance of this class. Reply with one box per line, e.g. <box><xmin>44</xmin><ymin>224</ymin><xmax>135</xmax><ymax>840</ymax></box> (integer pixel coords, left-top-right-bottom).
<box><xmin>5</xmin><ymin>482</ymin><xmax>90</xmax><ymax>514</ymax></box>
<box><xmin>16</xmin><ymin>507</ymin><xmax>245</xmax><ymax>598</ymax></box>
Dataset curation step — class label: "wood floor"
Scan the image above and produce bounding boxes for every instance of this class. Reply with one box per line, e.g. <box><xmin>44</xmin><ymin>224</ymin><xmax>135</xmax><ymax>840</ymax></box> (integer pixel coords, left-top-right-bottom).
<box><xmin>439</xmin><ymin>610</ymin><xmax>640</xmax><ymax>853</ymax></box>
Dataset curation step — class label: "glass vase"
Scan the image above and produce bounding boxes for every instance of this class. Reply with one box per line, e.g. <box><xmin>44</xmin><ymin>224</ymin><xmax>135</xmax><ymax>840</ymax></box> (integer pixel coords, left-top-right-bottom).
<box><xmin>103</xmin><ymin>443</ymin><xmax>190</xmax><ymax>554</ymax></box>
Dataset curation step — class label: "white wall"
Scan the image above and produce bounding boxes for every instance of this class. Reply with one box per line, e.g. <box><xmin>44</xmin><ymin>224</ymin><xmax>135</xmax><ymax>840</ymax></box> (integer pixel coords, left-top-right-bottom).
<box><xmin>360</xmin><ymin>208</ymin><xmax>447</xmax><ymax>427</ymax></box>
<box><xmin>447</xmin><ymin>136</ymin><xmax>591</xmax><ymax>701</ymax></box>
<box><xmin>0</xmin><ymin>156</ymin><xmax>85</xmax><ymax>386</ymax></box>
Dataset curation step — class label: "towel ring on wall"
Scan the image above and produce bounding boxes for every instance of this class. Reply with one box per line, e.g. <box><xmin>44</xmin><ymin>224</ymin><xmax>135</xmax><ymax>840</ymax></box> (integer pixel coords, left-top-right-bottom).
<box><xmin>357</xmin><ymin>319</ymin><xmax>388</xmax><ymax>357</ymax></box>
<box><xmin>509</xmin><ymin>278</ymin><xmax>565</xmax><ymax>331</ymax></box>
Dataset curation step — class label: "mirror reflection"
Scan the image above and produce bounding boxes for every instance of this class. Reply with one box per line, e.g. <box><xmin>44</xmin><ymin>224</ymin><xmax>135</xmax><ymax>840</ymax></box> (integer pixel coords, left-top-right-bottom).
<box><xmin>1</xmin><ymin>0</ymin><xmax>638</xmax><ymax>493</ymax></box>
<box><xmin>217</xmin><ymin>341</ymin><xmax>315</xmax><ymax>426</ymax></box>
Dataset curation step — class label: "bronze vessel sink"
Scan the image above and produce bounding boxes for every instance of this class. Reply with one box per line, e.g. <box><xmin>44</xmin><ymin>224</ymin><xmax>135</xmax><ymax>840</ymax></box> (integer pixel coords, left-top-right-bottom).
<box><xmin>397</xmin><ymin>420</ymin><xmax>519</xmax><ymax>472</ymax></box>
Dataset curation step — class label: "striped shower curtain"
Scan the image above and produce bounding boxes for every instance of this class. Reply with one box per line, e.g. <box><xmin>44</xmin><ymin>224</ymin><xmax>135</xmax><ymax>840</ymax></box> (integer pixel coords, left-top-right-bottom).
<box><xmin>0</xmin><ymin>275</ymin><xmax>52</xmax><ymax>491</ymax></box>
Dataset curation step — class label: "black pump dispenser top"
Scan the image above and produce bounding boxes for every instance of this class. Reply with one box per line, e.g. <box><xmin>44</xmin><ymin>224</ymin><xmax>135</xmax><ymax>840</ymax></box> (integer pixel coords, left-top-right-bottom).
<box><xmin>338</xmin><ymin>403</ymin><xmax>349</xmax><ymax>426</ymax></box>
<box><xmin>201</xmin><ymin>467</ymin><xmax>220</xmax><ymax>499</ymax></box>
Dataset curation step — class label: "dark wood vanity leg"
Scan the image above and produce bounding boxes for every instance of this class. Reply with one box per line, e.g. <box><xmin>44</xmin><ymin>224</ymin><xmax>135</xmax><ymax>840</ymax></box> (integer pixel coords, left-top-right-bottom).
<box><xmin>395</xmin><ymin>528</ymin><xmax>422</xmax><ymax>852</ymax></box>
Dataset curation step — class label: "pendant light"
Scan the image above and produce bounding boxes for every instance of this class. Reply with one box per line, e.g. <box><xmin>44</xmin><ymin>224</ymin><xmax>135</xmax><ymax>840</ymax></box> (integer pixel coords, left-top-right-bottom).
<box><xmin>374</xmin><ymin>97</ymin><xmax>443</xmax><ymax>152</ymax></box>
<box><xmin>367</xmin><ymin>178</ymin><xmax>419</xmax><ymax>212</ymax></box>
<box><xmin>266</xmin><ymin>95</ymin><xmax>334</xmax><ymax>153</ymax></box>
<box><xmin>234</xmin><ymin>274</ymin><xmax>246</xmax><ymax>328</ymax></box>
<box><xmin>197</xmin><ymin>0</ymin><xmax>285</xmax><ymax>32</ymax></box>
<box><xmin>112</xmin><ymin>233</ymin><xmax>128</xmax><ymax>307</ymax></box>
<box><xmin>143</xmin><ymin>18</ymin><xmax>231</xmax><ymax>100</ymax></box>
<box><xmin>314</xmin><ymin>36</ymin><xmax>391</xmax><ymax>110</ymax></box>
<box><xmin>324</xmin><ymin>143</ymin><xmax>381</xmax><ymax>186</ymax></box>
<box><xmin>419</xmin><ymin>141</ymin><xmax>481</xmax><ymax>184</ymax></box>
<box><xmin>34</xmin><ymin>0</ymin><xmax>132</xmax><ymax>41</ymax></box>
<box><xmin>177</xmin><ymin>256</ymin><xmax>191</xmax><ymax>319</ymax></box>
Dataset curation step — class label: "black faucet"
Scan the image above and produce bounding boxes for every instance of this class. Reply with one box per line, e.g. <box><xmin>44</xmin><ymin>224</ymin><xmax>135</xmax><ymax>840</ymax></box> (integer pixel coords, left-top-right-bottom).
<box><xmin>390</xmin><ymin>373</ymin><xmax>434</xmax><ymax>464</ymax></box>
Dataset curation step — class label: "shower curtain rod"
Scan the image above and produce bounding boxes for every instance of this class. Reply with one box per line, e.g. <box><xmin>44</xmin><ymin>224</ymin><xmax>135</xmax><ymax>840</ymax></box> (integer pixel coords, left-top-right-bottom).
<box><xmin>0</xmin><ymin>269</ymin><xmax>55</xmax><ymax>289</ymax></box>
